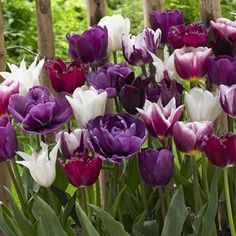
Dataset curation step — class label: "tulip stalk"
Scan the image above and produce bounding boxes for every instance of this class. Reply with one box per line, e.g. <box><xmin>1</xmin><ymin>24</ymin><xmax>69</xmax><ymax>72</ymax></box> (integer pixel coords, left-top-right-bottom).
<box><xmin>202</xmin><ymin>155</ymin><xmax>210</xmax><ymax>201</ymax></box>
<box><xmin>141</xmin><ymin>65</ymin><xmax>147</xmax><ymax>76</ymax></box>
<box><xmin>191</xmin><ymin>156</ymin><xmax>200</xmax><ymax>213</ymax></box>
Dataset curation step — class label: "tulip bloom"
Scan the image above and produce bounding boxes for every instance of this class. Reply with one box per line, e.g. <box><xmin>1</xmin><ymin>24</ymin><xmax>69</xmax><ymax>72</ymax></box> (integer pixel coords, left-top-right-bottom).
<box><xmin>66</xmin><ymin>85</ymin><xmax>107</xmax><ymax>127</ymax></box>
<box><xmin>16</xmin><ymin>142</ymin><xmax>59</xmax><ymax>187</ymax></box>
<box><xmin>59</xmin><ymin>154</ymin><xmax>102</xmax><ymax>187</ymax></box>
<box><xmin>44</xmin><ymin>58</ymin><xmax>88</xmax><ymax>94</ymax></box>
<box><xmin>202</xmin><ymin>134</ymin><xmax>236</xmax><ymax>167</ymax></box>
<box><xmin>67</xmin><ymin>26</ymin><xmax>108</xmax><ymax>64</ymax></box>
<box><xmin>173</xmin><ymin>121</ymin><xmax>213</xmax><ymax>153</ymax></box>
<box><xmin>207</xmin><ymin>56</ymin><xmax>236</xmax><ymax>86</ymax></box>
<box><xmin>122</xmin><ymin>28</ymin><xmax>161</xmax><ymax>65</ymax></box>
<box><xmin>185</xmin><ymin>87</ymin><xmax>222</xmax><ymax>122</ymax></box>
<box><xmin>87</xmin><ymin>113</ymin><xmax>146</xmax><ymax>163</ymax></box>
<box><xmin>149</xmin><ymin>9</ymin><xmax>184</xmax><ymax>44</ymax></box>
<box><xmin>98</xmin><ymin>14</ymin><xmax>131</xmax><ymax>53</ymax></box>
<box><xmin>0</xmin><ymin>57</ymin><xmax>45</xmax><ymax>95</ymax></box>
<box><xmin>8</xmin><ymin>86</ymin><xmax>73</xmax><ymax>134</ymax></box>
<box><xmin>139</xmin><ymin>148</ymin><xmax>173</xmax><ymax>187</ymax></box>
<box><xmin>137</xmin><ymin>98</ymin><xmax>184</xmax><ymax>138</ymax></box>
<box><xmin>0</xmin><ymin>116</ymin><xmax>17</xmax><ymax>162</ymax></box>
<box><xmin>174</xmin><ymin>47</ymin><xmax>212</xmax><ymax>80</ymax></box>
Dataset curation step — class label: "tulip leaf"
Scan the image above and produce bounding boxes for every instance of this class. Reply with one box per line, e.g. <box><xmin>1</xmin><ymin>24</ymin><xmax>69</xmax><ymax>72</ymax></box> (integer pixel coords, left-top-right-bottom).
<box><xmin>89</xmin><ymin>204</ymin><xmax>130</xmax><ymax>236</ymax></box>
<box><xmin>161</xmin><ymin>186</ymin><xmax>188</xmax><ymax>236</ymax></box>
<box><xmin>75</xmin><ymin>203</ymin><xmax>99</xmax><ymax>236</ymax></box>
<box><xmin>143</xmin><ymin>220</ymin><xmax>159</xmax><ymax>236</ymax></box>
<box><xmin>132</xmin><ymin>209</ymin><xmax>147</xmax><ymax>236</ymax></box>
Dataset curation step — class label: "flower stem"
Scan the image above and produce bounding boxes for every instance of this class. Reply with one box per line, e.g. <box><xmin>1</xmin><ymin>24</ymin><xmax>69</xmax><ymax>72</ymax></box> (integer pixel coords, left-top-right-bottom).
<box><xmin>141</xmin><ymin>65</ymin><xmax>147</xmax><ymax>76</ymax></box>
<box><xmin>191</xmin><ymin>157</ymin><xmax>200</xmax><ymax>213</ymax></box>
<box><xmin>202</xmin><ymin>155</ymin><xmax>210</xmax><ymax>201</ymax></box>
<box><xmin>158</xmin><ymin>187</ymin><xmax>166</xmax><ymax>221</ymax></box>
<box><xmin>96</xmin><ymin>180</ymin><xmax>101</xmax><ymax>207</ymax></box>
<box><xmin>80</xmin><ymin>187</ymin><xmax>88</xmax><ymax>216</ymax></box>
<box><xmin>114</xmin><ymin>97</ymin><xmax>121</xmax><ymax>113</ymax></box>
<box><xmin>113</xmin><ymin>52</ymin><xmax>117</xmax><ymax>64</ymax></box>
<box><xmin>228</xmin><ymin>116</ymin><xmax>234</xmax><ymax>132</ymax></box>
<box><xmin>224</xmin><ymin>168</ymin><xmax>236</xmax><ymax>236</ymax></box>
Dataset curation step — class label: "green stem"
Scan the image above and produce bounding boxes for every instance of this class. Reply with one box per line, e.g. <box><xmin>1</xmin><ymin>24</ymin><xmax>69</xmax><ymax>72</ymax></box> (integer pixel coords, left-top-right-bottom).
<box><xmin>114</xmin><ymin>97</ymin><xmax>121</xmax><ymax>113</ymax></box>
<box><xmin>80</xmin><ymin>187</ymin><xmax>88</xmax><ymax>215</ymax></box>
<box><xmin>228</xmin><ymin>116</ymin><xmax>234</xmax><ymax>132</ymax></box>
<box><xmin>141</xmin><ymin>65</ymin><xmax>147</xmax><ymax>76</ymax></box>
<box><xmin>224</xmin><ymin>168</ymin><xmax>236</xmax><ymax>236</ymax></box>
<box><xmin>96</xmin><ymin>180</ymin><xmax>101</xmax><ymax>207</ymax></box>
<box><xmin>158</xmin><ymin>187</ymin><xmax>166</xmax><ymax>221</ymax></box>
<box><xmin>191</xmin><ymin>157</ymin><xmax>200</xmax><ymax>213</ymax></box>
<box><xmin>113</xmin><ymin>52</ymin><xmax>117</xmax><ymax>64</ymax></box>
<box><xmin>85</xmin><ymin>187</ymin><xmax>92</xmax><ymax>220</ymax></box>
<box><xmin>202</xmin><ymin>156</ymin><xmax>210</xmax><ymax>201</ymax></box>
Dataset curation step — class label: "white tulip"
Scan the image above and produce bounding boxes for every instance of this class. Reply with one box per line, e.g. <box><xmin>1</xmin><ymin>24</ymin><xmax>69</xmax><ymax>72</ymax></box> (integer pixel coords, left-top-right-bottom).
<box><xmin>0</xmin><ymin>57</ymin><xmax>45</xmax><ymax>95</ymax></box>
<box><xmin>185</xmin><ymin>87</ymin><xmax>222</xmax><ymax>122</ymax></box>
<box><xmin>16</xmin><ymin>142</ymin><xmax>58</xmax><ymax>188</ymax></box>
<box><xmin>66</xmin><ymin>85</ymin><xmax>107</xmax><ymax>127</ymax></box>
<box><xmin>98</xmin><ymin>14</ymin><xmax>131</xmax><ymax>53</ymax></box>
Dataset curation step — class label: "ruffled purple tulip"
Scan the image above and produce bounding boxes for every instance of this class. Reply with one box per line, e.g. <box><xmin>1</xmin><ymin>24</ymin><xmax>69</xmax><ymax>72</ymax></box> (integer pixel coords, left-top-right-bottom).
<box><xmin>8</xmin><ymin>86</ymin><xmax>73</xmax><ymax>134</ymax></box>
<box><xmin>44</xmin><ymin>58</ymin><xmax>88</xmax><ymax>94</ymax></box>
<box><xmin>0</xmin><ymin>116</ymin><xmax>17</xmax><ymax>162</ymax></box>
<box><xmin>207</xmin><ymin>56</ymin><xmax>236</xmax><ymax>86</ymax></box>
<box><xmin>87</xmin><ymin>62</ymin><xmax>132</xmax><ymax>98</ymax></box>
<box><xmin>173</xmin><ymin>121</ymin><xmax>213</xmax><ymax>153</ymax></box>
<box><xmin>67</xmin><ymin>25</ymin><xmax>108</xmax><ymax>64</ymax></box>
<box><xmin>174</xmin><ymin>47</ymin><xmax>212</xmax><ymax>80</ymax></box>
<box><xmin>122</xmin><ymin>28</ymin><xmax>161</xmax><ymax>65</ymax></box>
<box><xmin>202</xmin><ymin>134</ymin><xmax>236</xmax><ymax>167</ymax></box>
<box><xmin>137</xmin><ymin>98</ymin><xmax>184</xmax><ymax>138</ymax></box>
<box><xmin>149</xmin><ymin>9</ymin><xmax>184</xmax><ymax>44</ymax></box>
<box><xmin>87</xmin><ymin>113</ymin><xmax>146</xmax><ymax>163</ymax></box>
<box><xmin>168</xmin><ymin>23</ymin><xmax>208</xmax><ymax>49</ymax></box>
<box><xmin>139</xmin><ymin>148</ymin><xmax>173</xmax><ymax>187</ymax></box>
<box><xmin>59</xmin><ymin>154</ymin><xmax>102</xmax><ymax>187</ymax></box>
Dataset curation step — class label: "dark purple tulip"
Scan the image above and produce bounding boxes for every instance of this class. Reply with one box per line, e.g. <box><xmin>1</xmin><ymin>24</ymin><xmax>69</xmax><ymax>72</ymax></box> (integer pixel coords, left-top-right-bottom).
<box><xmin>44</xmin><ymin>58</ymin><xmax>88</xmax><ymax>94</ymax></box>
<box><xmin>8</xmin><ymin>86</ymin><xmax>73</xmax><ymax>134</ymax></box>
<box><xmin>59</xmin><ymin>154</ymin><xmax>102</xmax><ymax>187</ymax></box>
<box><xmin>202</xmin><ymin>134</ymin><xmax>236</xmax><ymax>167</ymax></box>
<box><xmin>139</xmin><ymin>148</ymin><xmax>173</xmax><ymax>187</ymax></box>
<box><xmin>122</xmin><ymin>28</ymin><xmax>161</xmax><ymax>65</ymax></box>
<box><xmin>87</xmin><ymin>113</ymin><xmax>147</xmax><ymax>163</ymax></box>
<box><xmin>149</xmin><ymin>9</ymin><xmax>184</xmax><ymax>44</ymax></box>
<box><xmin>168</xmin><ymin>23</ymin><xmax>208</xmax><ymax>49</ymax></box>
<box><xmin>66</xmin><ymin>25</ymin><xmax>108</xmax><ymax>64</ymax></box>
<box><xmin>173</xmin><ymin>121</ymin><xmax>213</xmax><ymax>153</ymax></box>
<box><xmin>87</xmin><ymin>62</ymin><xmax>132</xmax><ymax>98</ymax></box>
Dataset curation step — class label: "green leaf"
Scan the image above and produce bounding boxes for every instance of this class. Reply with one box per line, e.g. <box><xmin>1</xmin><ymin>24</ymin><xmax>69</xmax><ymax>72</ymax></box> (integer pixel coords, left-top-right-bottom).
<box><xmin>132</xmin><ymin>210</ymin><xmax>147</xmax><ymax>236</ymax></box>
<box><xmin>143</xmin><ymin>220</ymin><xmax>159</xmax><ymax>236</ymax></box>
<box><xmin>32</xmin><ymin>195</ymin><xmax>67</xmax><ymax>236</ymax></box>
<box><xmin>161</xmin><ymin>187</ymin><xmax>188</xmax><ymax>236</ymax></box>
<box><xmin>89</xmin><ymin>204</ymin><xmax>130</xmax><ymax>236</ymax></box>
<box><xmin>75</xmin><ymin>203</ymin><xmax>99</xmax><ymax>236</ymax></box>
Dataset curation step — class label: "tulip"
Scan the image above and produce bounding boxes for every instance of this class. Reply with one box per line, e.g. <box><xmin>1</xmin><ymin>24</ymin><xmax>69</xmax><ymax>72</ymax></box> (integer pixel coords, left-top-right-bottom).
<box><xmin>0</xmin><ymin>116</ymin><xmax>17</xmax><ymax>162</ymax></box>
<box><xmin>168</xmin><ymin>23</ymin><xmax>208</xmax><ymax>49</ymax></box>
<box><xmin>44</xmin><ymin>58</ymin><xmax>88</xmax><ymax>94</ymax></box>
<box><xmin>66</xmin><ymin>85</ymin><xmax>107</xmax><ymax>127</ymax></box>
<box><xmin>202</xmin><ymin>134</ymin><xmax>236</xmax><ymax>167</ymax></box>
<box><xmin>87</xmin><ymin>113</ymin><xmax>146</xmax><ymax>163</ymax></box>
<box><xmin>139</xmin><ymin>148</ymin><xmax>173</xmax><ymax>187</ymax></box>
<box><xmin>98</xmin><ymin>14</ymin><xmax>131</xmax><ymax>53</ymax></box>
<box><xmin>0</xmin><ymin>79</ymin><xmax>18</xmax><ymax>115</ymax></box>
<box><xmin>59</xmin><ymin>154</ymin><xmax>102</xmax><ymax>187</ymax></box>
<box><xmin>207</xmin><ymin>56</ymin><xmax>236</xmax><ymax>86</ymax></box>
<box><xmin>0</xmin><ymin>57</ymin><xmax>45</xmax><ymax>95</ymax></box>
<box><xmin>185</xmin><ymin>87</ymin><xmax>222</xmax><ymax>122</ymax></box>
<box><xmin>16</xmin><ymin>142</ymin><xmax>59</xmax><ymax>187</ymax></box>
<box><xmin>173</xmin><ymin>121</ymin><xmax>213</xmax><ymax>153</ymax></box>
<box><xmin>122</xmin><ymin>28</ymin><xmax>161</xmax><ymax>65</ymax></box>
<box><xmin>174</xmin><ymin>47</ymin><xmax>212</xmax><ymax>80</ymax></box>
<box><xmin>8</xmin><ymin>86</ymin><xmax>73</xmax><ymax>134</ymax></box>
<box><xmin>219</xmin><ymin>84</ymin><xmax>236</xmax><ymax>117</ymax></box>
<box><xmin>67</xmin><ymin>25</ymin><xmax>108</xmax><ymax>64</ymax></box>
<box><xmin>137</xmin><ymin>98</ymin><xmax>184</xmax><ymax>137</ymax></box>
<box><xmin>149</xmin><ymin>9</ymin><xmax>184</xmax><ymax>44</ymax></box>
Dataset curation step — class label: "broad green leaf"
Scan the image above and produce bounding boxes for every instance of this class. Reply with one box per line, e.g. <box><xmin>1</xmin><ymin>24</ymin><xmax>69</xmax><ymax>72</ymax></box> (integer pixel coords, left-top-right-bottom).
<box><xmin>75</xmin><ymin>203</ymin><xmax>99</xmax><ymax>236</ymax></box>
<box><xmin>89</xmin><ymin>204</ymin><xmax>130</xmax><ymax>236</ymax></box>
<box><xmin>161</xmin><ymin>187</ymin><xmax>188</xmax><ymax>236</ymax></box>
<box><xmin>143</xmin><ymin>220</ymin><xmax>159</xmax><ymax>236</ymax></box>
<box><xmin>132</xmin><ymin>210</ymin><xmax>147</xmax><ymax>236</ymax></box>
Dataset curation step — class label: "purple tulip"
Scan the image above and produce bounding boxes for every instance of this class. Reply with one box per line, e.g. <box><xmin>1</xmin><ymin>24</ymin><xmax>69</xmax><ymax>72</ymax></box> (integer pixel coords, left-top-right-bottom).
<box><xmin>0</xmin><ymin>116</ymin><xmax>17</xmax><ymax>162</ymax></box>
<box><xmin>174</xmin><ymin>47</ymin><xmax>212</xmax><ymax>80</ymax></box>
<box><xmin>67</xmin><ymin>25</ymin><xmax>108</xmax><ymax>64</ymax></box>
<box><xmin>139</xmin><ymin>148</ymin><xmax>173</xmax><ymax>187</ymax></box>
<box><xmin>44</xmin><ymin>58</ymin><xmax>88</xmax><ymax>94</ymax></box>
<box><xmin>202</xmin><ymin>134</ymin><xmax>236</xmax><ymax>167</ymax></box>
<box><xmin>173</xmin><ymin>121</ymin><xmax>213</xmax><ymax>153</ymax></box>
<box><xmin>137</xmin><ymin>98</ymin><xmax>184</xmax><ymax>138</ymax></box>
<box><xmin>149</xmin><ymin>9</ymin><xmax>184</xmax><ymax>44</ymax></box>
<box><xmin>8</xmin><ymin>86</ymin><xmax>73</xmax><ymax>134</ymax></box>
<box><xmin>122</xmin><ymin>28</ymin><xmax>161</xmax><ymax>65</ymax></box>
<box><xmin>87</xmin><ymin>113</ymin><xmax>147</xmax><ymax>163</ymax></box>
<box><xmin>168</xmin><ymin>23</ymin><xmax>208</xmax><ymax>49</ymax></box>
<box><xmin>87</xmin><ymin>62</ymin><xmax>132</xmax><ymax>98</ymax></box>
